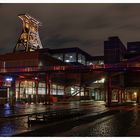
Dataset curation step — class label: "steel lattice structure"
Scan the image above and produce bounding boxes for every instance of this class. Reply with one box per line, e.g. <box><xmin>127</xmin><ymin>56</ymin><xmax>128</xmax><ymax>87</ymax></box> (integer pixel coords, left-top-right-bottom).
<box><xmin>14</xmin><ymin>14</ymin><xmax>43</xmax><ymax>52</ymax></box>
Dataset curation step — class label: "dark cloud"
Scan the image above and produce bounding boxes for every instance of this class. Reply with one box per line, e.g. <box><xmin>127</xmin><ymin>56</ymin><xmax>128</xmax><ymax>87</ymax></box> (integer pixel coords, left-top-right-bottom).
<box><xmin>1</xmin><ymin>4</ymin><xmax>140</xmax><ymax>56</ymax></box>
<box><xmin>47</xmin><ymin>35</ymin><xmax>79</xmax><ymax>47</ymax></box>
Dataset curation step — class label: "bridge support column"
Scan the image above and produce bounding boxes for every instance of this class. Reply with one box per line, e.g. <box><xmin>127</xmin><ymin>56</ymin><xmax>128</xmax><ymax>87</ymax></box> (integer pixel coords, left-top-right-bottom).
<box><xmin>10</xmin><ymin>76</ymin><xmax>16</xmax><ymax>106</ymax></box>
<box><xmin>123</xmin><ymin>90</ymin><xmax>126</xmax><ymax>102</ymax></box>
<box><xmin>136</xmin><ymin>90</ymin><xmax>140</xmax><ymax>104</ymax></box>
<box><xmin>35</xmin><ymin>80</ymin><xmax>39</xmax><ymax>104</ymax></box>
<box><xmin>120</xmin><ymin>89</ymin><xmax>125</xmax><ymax>103</ymax></box>
<box><xmin>79</xmin><ymin>73</ymin><xmax>82</xmax><ymax>101</ymax></box>
<box><xmin>120</xmin><ymin>90</ymin><xmax>123</xmax><ymax>103</ymax></box>
<box><xmin>64</xmin><ymin>86</ymin><xmax>66</xmax><ymax>99</ymax></box>
<box><xmin>46</xmin><ymin>73</ymin><xmax>51</xmax><ymax>105</ymax></box>
<box><xmin>125</xmin><ymin>90</ymin><xmax>128</xmax><ymax>101</ymax></box>
<box><xmin>122</xmin><ymin>89</ymin><xmax>126</xmax><ymax>103</ymax></box>
<box><xmin>136</xmin><ymin>95</ymin><xmax>140</xmax><ymax>104</ymax></box>
<box><xmin>104</xmin><ymin>86</ymin><xmax>106</xmax><ymax>102</ymax></box>
<box><xmin>106</xmin><ymin>74</ymin><xmax>112</xmax><ymax>107</ymax></box>
<box><xmin>17</xmin><ymin>80</ymin><xmax>21</xmax><ymax>101</ymax></box>
<box><xmin>117</xmin><ymin>90</ymin><xmax>121</xmax><ymax>103</ymax></box>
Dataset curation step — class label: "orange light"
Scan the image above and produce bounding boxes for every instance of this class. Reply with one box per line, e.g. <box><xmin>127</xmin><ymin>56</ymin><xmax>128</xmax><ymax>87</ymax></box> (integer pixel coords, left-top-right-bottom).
<box><xmin>134</xmin><ymin>92</ymin><xmax>137</xmax><ymax>96</ymax></box>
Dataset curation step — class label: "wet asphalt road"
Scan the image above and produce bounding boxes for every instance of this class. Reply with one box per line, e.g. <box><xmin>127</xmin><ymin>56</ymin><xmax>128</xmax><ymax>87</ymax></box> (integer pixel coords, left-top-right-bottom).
<box><xmin>0</xmin><ymin>101</ymin><xmax>140</xmax><ymax>137</ymax></box>
<box><xmin>15</xmin><ymin>104</ymin><xmax>140</xmax><ymax>137</ymax></box>
<box><xmin>0</xmin><ymin>101</ymin><xmax>107</xmax><ymax>136</ymax></box>
<box><xmin>57</xmin><ymin>110</ymin><xmax>138</xmax><ymax>136</ymax></box>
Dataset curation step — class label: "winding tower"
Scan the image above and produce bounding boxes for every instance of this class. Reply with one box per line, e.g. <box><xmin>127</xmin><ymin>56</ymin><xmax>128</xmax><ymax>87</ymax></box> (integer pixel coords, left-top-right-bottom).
<box><xmin>14</xmin><ymin>14</ymin><xmax>43</xmax><ymax>52</ymax></box>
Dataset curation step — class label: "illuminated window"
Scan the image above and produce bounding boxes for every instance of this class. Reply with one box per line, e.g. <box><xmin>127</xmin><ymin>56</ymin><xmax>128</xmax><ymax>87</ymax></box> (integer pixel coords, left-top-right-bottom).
<box><xmin>52</xmin><ymin>89</ymin><xmax>56</xmax><ymax>95</ymax></box>
<box><xmin>38</xmin><ymin>82</ymin><xmax>46</xmax><ymax>95</ymax></box>
<box><xmin>87</xmin><ymin>60</ymin><xmax>104</xmax><ymax>65</ymax></box>
<box><xmin>39</xmin><ymin>61</ymin><xmax>43</xmax><ymax>67</ymax></box>
<box><xmin>99</xmin><ymin>61</ymin><xmax>104</xmax><ymax>65</ymax></box>
<box><xmin>39</xmin><ymin>82</ymin><xmax>45</xmax><ymax>88</ymax></box>
<box><xmin>78</xmin><ymin>54</ymin><xmax>85</xmax><ymax>64</ymax></box>
<box><xmin>38</xmin><ymin>88</ymin><xmax>45</xmax><ymax>94</ymax></box>
<box><xmin>64</xmin><ymin>53</ymin><xmax>76</xmax><ymax>63</ymax></box>
<box><xmin>52</xmin><ymin>84</ymin><xmax>56</xmax><ymax>89</ymax></box>
<box><xmin>87</xmin><ymin>61</ymin><xmax>93</xmax><ymax>65</ymax></box>
<box><xmin>57</xmin><ymin>90</ymin><xmax>64</xmax><ymax>95</ymax></box>
<box><xmin>53</xmin><ymin>54</ymin><xmax>63</xmax><ymax>61</ymax></box>
<box><xmin>57</xmin><ymin>85</ymin><xmax>64</xmax><ymax>95</ymax></box>
<box><xmin>94</xmin><ymin>78</ymin><xmax>105</xmax><ymax>83</ymax></box>
<box><xmin>52</xmin><ymin>84</ymin><xmax>57</xmax><ymax>95</ymax></box>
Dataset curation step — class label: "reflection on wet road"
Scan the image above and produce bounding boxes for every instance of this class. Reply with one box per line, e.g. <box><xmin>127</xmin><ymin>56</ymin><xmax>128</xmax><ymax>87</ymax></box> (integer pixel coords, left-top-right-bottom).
<box><xmin>58</xmin><ymin>106</ymin><xmax>139</xmax><ymax>136</ymax></box>
<box><xmin>0</xmin><ymin>101</ymin><xmax>107</xmax><ymax>136</ymax></box>
<box><xmin>0</xmin><ymin>101</ymin><xmax>140</xmax><ymax>137</ymax></box>
<box><xmin>0</xmin><ymin>117</ymin><xmax>29</xmax><ymax>136</ymax></box>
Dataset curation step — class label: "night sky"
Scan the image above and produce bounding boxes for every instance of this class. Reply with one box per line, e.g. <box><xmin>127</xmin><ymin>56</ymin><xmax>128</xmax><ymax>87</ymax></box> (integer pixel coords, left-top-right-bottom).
<box><xmin>1</xmin><ymin>3</ymin><xmax>140</xmax><ymax>56</ymax></box>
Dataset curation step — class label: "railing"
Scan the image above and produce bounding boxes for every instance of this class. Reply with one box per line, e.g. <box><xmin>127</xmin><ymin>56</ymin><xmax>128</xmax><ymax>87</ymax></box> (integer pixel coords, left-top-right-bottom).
<box><xmin>71</xmin><ymin>90</ymin><xmax>80</xmax><ymax>96</ymax></box>
<box><xmin>1</xmin><ymin>63</ymin><xmax>140</xmax><ymax>74</ymax></box>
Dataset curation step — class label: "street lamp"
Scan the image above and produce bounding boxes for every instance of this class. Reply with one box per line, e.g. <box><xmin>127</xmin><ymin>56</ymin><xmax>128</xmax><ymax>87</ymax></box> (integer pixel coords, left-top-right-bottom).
<box><xmin>101</xmin><ymin>78</ymin><xmax>105</xmax><ymax>83</ymax></box>
<box><xmin>134</xmin><ymin>92</ymin><xmax>137</xmax><ymax>97</ymax></box>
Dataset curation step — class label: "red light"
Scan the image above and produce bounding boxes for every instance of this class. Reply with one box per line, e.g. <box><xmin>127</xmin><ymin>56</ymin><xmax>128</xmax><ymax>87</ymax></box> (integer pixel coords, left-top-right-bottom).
<box><xmin>19</xmin><ymin>75</ymin><xmax>25</xmax><ymax>78</ymax></box>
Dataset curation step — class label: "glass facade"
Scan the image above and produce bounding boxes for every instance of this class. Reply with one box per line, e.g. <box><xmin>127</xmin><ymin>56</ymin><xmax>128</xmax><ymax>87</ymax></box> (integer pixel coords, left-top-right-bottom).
<box><xmin>57</xmin><ymin>85</ymin><xmax>64</xmax><ymax>95</ymax></box>
<box><xmin>38</xmin><ymin>82</ymin><xmax>46</xmax><ymax>95</ymax></box>
<box><xmin>87</xmin><ymin>60</ymin><xmax>104</xmax><ymax>65</ymax></box>
<box><xmin>16</xmin><ymin>81</ymin><xmax>65</xmax><ymax>99</ymax></box>
<box><xmin>78</xmin><ymin>54</ymin><xmax>85</xmax><ymax>64</ymax></box>
<box><xmin>52</xmin><ymin>84</ymin><xmax>57</xmax><ymax>95</ymax></box>
<box><xmin>15</xmin><ymin>80</ymin><xmax>47</xmax><ymax>102</ymax></box>
<box><xmin>64</xmin><ymin>53</ymin><xmax>76</xmax><ymax>63</ymax></box>
<box><xmin>52</xmin><ymin>54</ymin><xmax>63</xmax><ymax>61</ymax></box>
<box><xmin>87</xmin><ymin>61</ymin><xmax>93</xmax><ymax>65</ymax></box>
<box><xmin>51</xmin><ymin>84</ymin><xmax>64</xmax><ymax>95</ymax></box>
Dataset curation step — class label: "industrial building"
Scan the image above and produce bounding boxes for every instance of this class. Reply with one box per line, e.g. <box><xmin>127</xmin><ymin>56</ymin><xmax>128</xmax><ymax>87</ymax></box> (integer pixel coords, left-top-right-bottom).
<box><xmin>0</xmin><ymin>14</ymin><xmax>140</xmax><ymax>106</ymax></box>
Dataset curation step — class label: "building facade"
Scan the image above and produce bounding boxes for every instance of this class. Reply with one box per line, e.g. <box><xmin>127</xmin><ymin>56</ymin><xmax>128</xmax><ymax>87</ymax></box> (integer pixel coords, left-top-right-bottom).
<box><xmin>104</xmin><ymin>36</ymin><xmax>126</xmax><ymax>64</ymax></box>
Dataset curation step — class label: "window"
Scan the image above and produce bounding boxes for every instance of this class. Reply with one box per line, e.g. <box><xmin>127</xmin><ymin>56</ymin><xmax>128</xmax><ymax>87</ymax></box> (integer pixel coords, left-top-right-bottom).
<box><xmin>39</xmin><ymin>82</ymin><xmax>45</xmax><ymax>88</ymax></box>
<box><xmin>99</xmin><ymin>61</ymin><xmax>104</xmax><ymax>65</ymax></box>
<box><xmin>38</xmin><ymin>88</ymin><xmax>45</xmax><ymax>94</ymax></box>
<box><xmin>51</xmin><ymin>84</ymin><xmax>64</xmax><ymax>95</ymax></box>
<box><xmin>52</xmin><ymin>84</ymin><xmax>57</xmax><ymax>95</ymax></box>
<box><xmin>64</xmin><ymin>53</ymin><xmax>76</xmax><ymax>63</ymax></box>
<box><xmin>57</xmin><ymin>90</ymin><xmax>64</xmax><ymax>95</ymax></box>
<box><xmin>87</xmin><ymin>60</ymin><xmax>104</xmax><ymax>65</ymax></box>
<box><xmin>87</xmin><ymin>61</ymin><xmax>93</xmax><ymax>65</ymax></box>
<box><xmin>38</xmin><ymin>82</ymin><xmax>46</xmax><ymax>95</ymax></box>
<box><xmin>53</xmin><ymin>54</ymin><xmax>63</xmax><ymax>61</ymax></box>
<box><xmin>78</xmin><ymin>54</ymin><xmax>85</xmax><ymax>65</ymax></box>
<box><xmin>57</xmin><ymin>85</ymin><xmax>64</xmax><ymax>95</ymax></box>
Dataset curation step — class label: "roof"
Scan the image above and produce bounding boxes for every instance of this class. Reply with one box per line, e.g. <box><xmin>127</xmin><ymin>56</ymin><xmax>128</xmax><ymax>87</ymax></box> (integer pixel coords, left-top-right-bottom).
<box><xmin>48</xmin><ymin>47</ymin><xmax>91</xmax><ymax>58</ymax></box>
<box><xmin>0</xmin><ymin>50</ymin><xmax>68</xmax><ymax>67</ymax></box>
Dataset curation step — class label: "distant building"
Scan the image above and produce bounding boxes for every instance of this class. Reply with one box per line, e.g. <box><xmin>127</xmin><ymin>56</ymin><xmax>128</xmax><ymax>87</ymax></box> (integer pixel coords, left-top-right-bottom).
<box><xmin>125</xmin><ymin>41</ymin><xmax>140</xmax><ymax>59</ymax></box>
<box><xmin>127</xmin><ymin>41</ymin><xmax>140</xmax><ymax>53</ymax></box>
<box><xmin>104</xmin><ymin>36</ymin><xmax>126</xmax><ymax>64</ymax></box>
